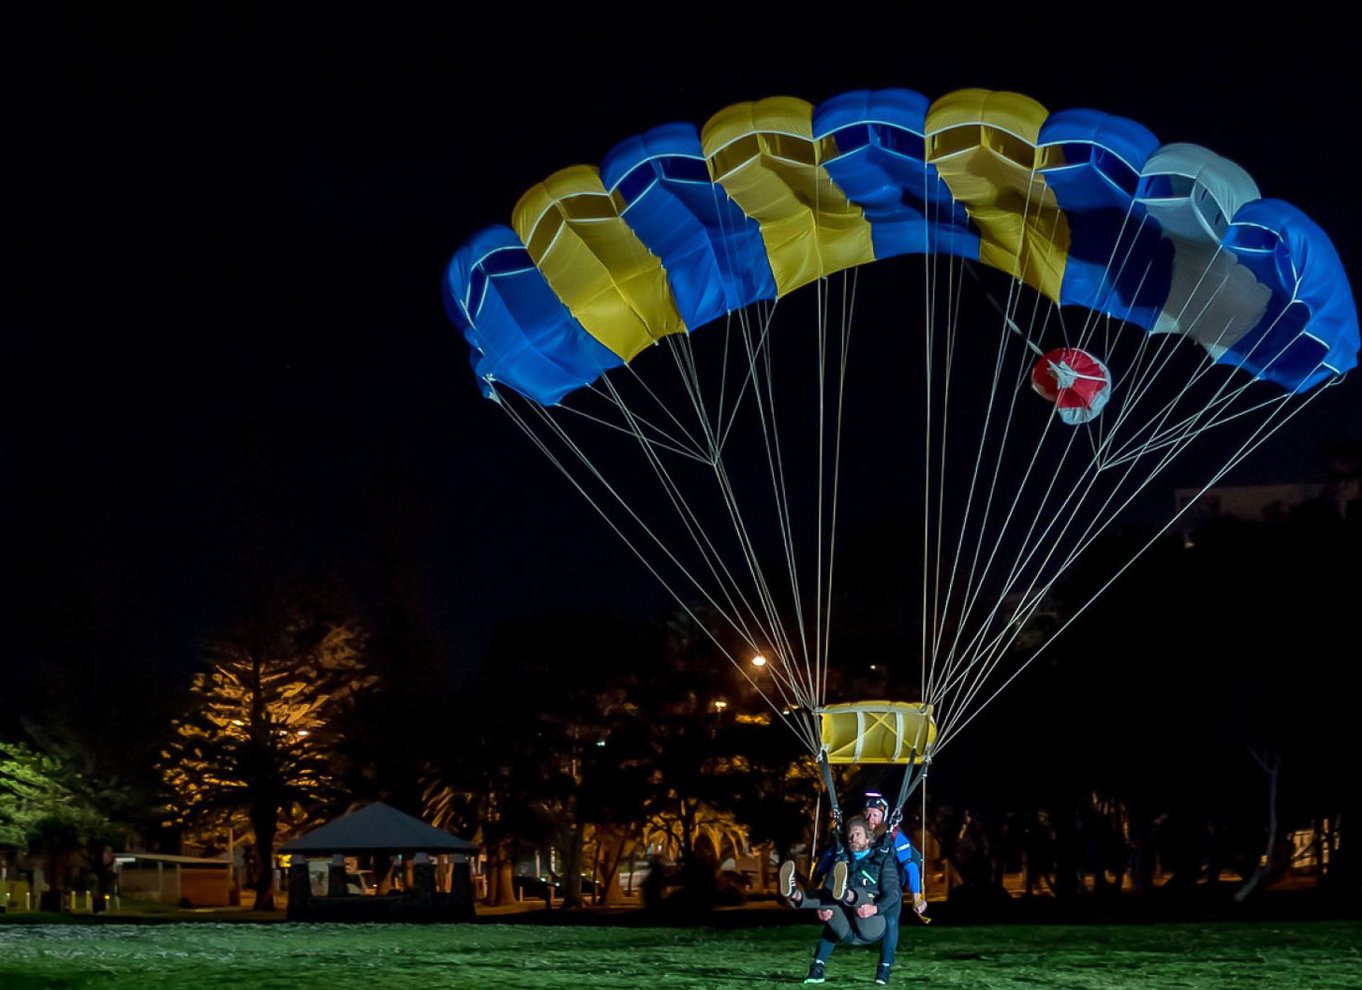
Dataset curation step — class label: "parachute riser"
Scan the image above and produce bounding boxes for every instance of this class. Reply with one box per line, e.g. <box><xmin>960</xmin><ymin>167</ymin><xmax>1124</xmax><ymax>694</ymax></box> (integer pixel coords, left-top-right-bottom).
<box><xmin>816</xmin><ymin>744</ymin><xmax>932</xmax><ymax>834</ymax></box>
<box><xmin>886</xmin><ymin>752</ymin><xmax>930</xmax><ymax>835</ymax></box>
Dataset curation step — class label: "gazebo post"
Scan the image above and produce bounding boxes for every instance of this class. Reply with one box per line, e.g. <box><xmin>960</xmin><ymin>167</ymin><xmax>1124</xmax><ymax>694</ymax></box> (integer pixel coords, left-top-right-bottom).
<box><xmin>287</xmin><ymin>860</ymin><xmax>311</xmax><ymax>920</ymax></box>
<box><xmin>413</xmin><ymin>852</ymin><xmax>435</xmax><ymax>902</ymax></box>
<box><xmin>327</xmin><ymin>854</ymin><xmax>348</xmax><ymax>897</ymax></box>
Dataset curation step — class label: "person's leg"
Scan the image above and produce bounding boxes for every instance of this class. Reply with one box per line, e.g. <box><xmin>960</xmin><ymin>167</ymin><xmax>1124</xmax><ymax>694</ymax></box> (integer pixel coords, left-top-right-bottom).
<box><xmin>878</xmin><ymin>905</ymin><xmax>901</xmax><ymax>967</ymax></box>
<box><xmin>790</xmin><ymin>890</ymin><xmax>845</xmax><ymax>910</ymax></box>
<box><xmin>804</xmin><ymin>912</ymin><xmax>850</xmax><ymax>985</ymax></box>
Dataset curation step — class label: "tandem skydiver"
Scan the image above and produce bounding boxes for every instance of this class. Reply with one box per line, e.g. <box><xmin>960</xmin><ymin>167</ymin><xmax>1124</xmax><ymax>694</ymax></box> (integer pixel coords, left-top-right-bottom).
<box><xmin>779</xmin><ymin>814</ymin><xmax>900</xmax><ymax>985</ymax></box>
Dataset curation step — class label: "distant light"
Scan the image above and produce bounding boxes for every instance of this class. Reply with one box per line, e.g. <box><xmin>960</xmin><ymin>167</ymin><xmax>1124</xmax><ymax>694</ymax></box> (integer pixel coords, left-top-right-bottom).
<box><xmin>231</xmin><ymin>719</ymin><xmax>245</xmax><ymax>726</ymax></box>
<box><xmin>296</xmin><ymin>730</ymin><xmax>309</xmax><ymax>738</ymax></box>
<box><xmin>713</xmin><ymin>699</ymin><xmax>729</xmax><ymax>711</ymax></box>
<box><xmin>869</xmin><ymin>664</ymin><xmax>879</xmax><ymax>671</ymax></box>
<box><xmin>595</xmin><ymin>739</ymin><xmax>607</xmax><ymax>747</ymax></box>
<box><xmin>751</xmin><ymin>655</ymin><xmax>767</xmax><ymax>667</ymax></box>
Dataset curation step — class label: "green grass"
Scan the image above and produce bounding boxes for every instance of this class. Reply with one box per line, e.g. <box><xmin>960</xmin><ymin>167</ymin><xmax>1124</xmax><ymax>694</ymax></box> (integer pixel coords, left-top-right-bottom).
<box><xmin>1</xmin><ymin>919</ymin><xmax>1359</xmax><ymax>989</ymax></box>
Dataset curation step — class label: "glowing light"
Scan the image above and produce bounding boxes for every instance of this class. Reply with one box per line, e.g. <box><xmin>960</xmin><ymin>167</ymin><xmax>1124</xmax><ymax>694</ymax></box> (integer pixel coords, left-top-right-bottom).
<box><xmin>713</xmin><ymin>699</ymin><xmax>729</xmax><ymax>712</ymax></box>
<box><xmin>751</xmin><ymin>655</ymin><xmax>767</xmax><ymax>667</ymax></box>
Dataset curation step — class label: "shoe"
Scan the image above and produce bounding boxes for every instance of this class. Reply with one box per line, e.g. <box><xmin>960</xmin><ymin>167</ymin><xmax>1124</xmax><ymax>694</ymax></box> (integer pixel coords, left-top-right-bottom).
<box><xmin>830</xmin><ymin>860</ymin><xmax>849</xmax><ymax>902</ymax></box>
<box><xmin>875</xmin><ymin>963</ymin><xmax>892</xmax><ymax>985</ymax></box>
<box><xmin>803</xmin><ymin>960</ymin><xmax>826</xmax><ymax>984</ymax></box>
<box><xmin>779</xmin><ymin>861</ymin><xmax>797</xmax><ymax>899</ymax></box>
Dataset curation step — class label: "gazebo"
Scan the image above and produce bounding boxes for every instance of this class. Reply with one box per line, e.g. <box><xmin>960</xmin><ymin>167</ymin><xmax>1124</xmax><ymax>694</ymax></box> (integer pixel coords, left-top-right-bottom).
<box><xmin>281</xmin><ymin>802</ymin><xmax>477</xmax><ymax>921</ymax></box>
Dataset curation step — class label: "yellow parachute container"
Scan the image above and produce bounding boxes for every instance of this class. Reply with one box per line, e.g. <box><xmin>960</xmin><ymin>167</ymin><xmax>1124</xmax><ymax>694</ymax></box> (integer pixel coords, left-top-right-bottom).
<box><xmin>819</xmin><ymin>701</ymin><xmax>937</xmax><ymax>765</ymax></box>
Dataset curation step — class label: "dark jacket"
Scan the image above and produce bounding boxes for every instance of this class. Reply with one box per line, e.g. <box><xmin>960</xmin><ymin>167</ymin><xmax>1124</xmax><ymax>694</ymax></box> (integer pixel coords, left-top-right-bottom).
<box><xmin>845</xmin><ymin>842</ymin><xmax>901</xmax><ymax>916</ymax></box>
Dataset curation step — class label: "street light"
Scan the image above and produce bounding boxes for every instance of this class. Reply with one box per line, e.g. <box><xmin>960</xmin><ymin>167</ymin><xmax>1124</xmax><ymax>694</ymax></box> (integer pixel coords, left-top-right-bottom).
<box><xmin>751</xmin><ymin>654</ymin><xmax>767</xmax><ymax>667</ymax></box>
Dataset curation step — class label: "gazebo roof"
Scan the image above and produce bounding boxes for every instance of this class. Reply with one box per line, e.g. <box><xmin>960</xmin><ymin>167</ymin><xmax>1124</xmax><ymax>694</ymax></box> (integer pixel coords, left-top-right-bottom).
<box><xmin>281</xmin><ymin>801</ymin><xmax>477</xmax><ymax>855</ymax></box>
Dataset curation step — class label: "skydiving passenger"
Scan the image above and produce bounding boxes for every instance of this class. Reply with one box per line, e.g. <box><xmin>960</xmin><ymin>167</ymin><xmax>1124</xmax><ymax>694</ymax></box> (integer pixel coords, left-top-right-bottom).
<box><xmin>780</xmin><ymin>816</ymin><xmax>899</xmax><ymax>985</ymax></box>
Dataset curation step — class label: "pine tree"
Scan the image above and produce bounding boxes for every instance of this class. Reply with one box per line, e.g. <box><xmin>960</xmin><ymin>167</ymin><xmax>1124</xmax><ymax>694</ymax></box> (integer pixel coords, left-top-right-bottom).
<box><xmin>161</xmin><ymin>615</ymin><xmax>372</xmax><ymax>910</ymax></box>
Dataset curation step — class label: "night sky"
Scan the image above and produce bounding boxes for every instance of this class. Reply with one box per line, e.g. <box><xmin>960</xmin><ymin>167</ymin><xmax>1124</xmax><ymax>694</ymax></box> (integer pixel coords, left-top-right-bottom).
<box><xmin>6</xmin><ymin>10</ymin><xmax>1360</xmax><ymax>721</ymax></box>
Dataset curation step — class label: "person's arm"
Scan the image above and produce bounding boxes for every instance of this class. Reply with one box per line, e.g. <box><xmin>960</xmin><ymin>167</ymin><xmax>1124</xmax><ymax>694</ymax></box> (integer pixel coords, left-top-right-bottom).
<box><xmin>864</xmin><ymin>854</ymin><xmax>900</xmax><ymax>917</ymax></box>
<box><xmin>895</xmin><ymin>840</ymin><xmax>922</xmax><ymax>895</ymax></box>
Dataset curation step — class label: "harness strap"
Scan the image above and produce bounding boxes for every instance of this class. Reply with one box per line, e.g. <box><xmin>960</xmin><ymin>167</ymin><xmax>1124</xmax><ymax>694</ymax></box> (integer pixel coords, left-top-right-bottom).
<box><xmin>817</xmin><ymin>749</ymin><xmax>843</xmax><ymax>826</ymax></box>
<box><xmin>886</xmin><ymin>750</ymin><xmax>926</xmax><ymax>834</ymax></box>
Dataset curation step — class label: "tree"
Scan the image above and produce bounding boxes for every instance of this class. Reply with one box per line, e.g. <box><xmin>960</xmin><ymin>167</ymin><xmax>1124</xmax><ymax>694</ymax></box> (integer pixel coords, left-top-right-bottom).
<box><xmin>160</xmin><ymin>613</ymin><xmax>372</xmax><ymax>910</ymax></box>
<box><xmin>423</xmin><ymin>612</ymin><xmax>652</xmax><ymax>908</ymax></box>
<box><xmin>0</xmin><ymin>736</ymin><xmax>119</xmax><ymax>910</ymax></box>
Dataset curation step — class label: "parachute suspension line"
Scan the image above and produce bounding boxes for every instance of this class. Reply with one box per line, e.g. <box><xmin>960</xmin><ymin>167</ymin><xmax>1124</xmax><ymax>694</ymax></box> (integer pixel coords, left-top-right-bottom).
<box><xmin>757</xmin><ymin>298</ymin><xmax>828</xmax><ymax>702</ymax></box>
<box><xmin>596</xmin><ymin>372</ymin><xmax>789</xmax><ymax>661</ymax></box>
<box><xmin>811</xmin><ymin>157</ymin><xmax>828</xmax><ymax>709</ymax></box>
<box><xmin>821</xmin><ymin>267</ymin><xmax>857</xmax><ymax>705</ymax></box>
<box><xmin>617</xmin><ymin>345</ymin><xmax>820</xmax><ymax>711</ymax></box>
<box><xmin>929</xmin><ymin>171</ymin><xmax>1110</xmax><ymax>728</ymax></box>
<box><xmin>666</xmin><ymin>330</ymin><xmax>727</xmax><ymax>463</ymax></box>
<box><xmin>718</xmin><ymin>303</ymin><xmax>778</xmax><ymax>452</ymax></box>
<box><xmin>940</xmin><ymin>297</ymin><xmax>1063</xmax><ymax>642</ymax></box>
<box><xmin>924</xmin><ymin>259</ymin><xmax>1014</xmax><ymax>682</ymax></box>
<box><xmin>930</xmin><ymin>264</ymin><xmax>1049</xmax><ymax>697</ymax></box>
<box><xmin>659</xmin><ymin>337</ymin><xmax>819</xmax><ymax>673</ymax></box>
<box><xmin>933</xmin><ymin>381</ymin><xmax>1329</xmax><ymax>755</ymax></box>
<box><xmin>935</xmin><ymin>331</ymin><xmax>1224</xmax><ymax>739</ymax></box>
<box><xmin>492</xmin><ymin>392</ymin><xmax>813</xmax><ymax>752</ymax></box>
<box><xmin>934</xmin><ymin>321</ymin><xmax>1320</xmax><ymax>746</ymax></box>
<box><xmin>1097</xmin><ymin>272</ymin><xmax>1271</xmax><ymax>467</ymax></box>
<box><xmin>610</xmin><ymin>361</ymin><xmax>710</xmax><ymax>459</ymax></box>
<box><xmin>530</xmin><ymin>388</ymin><xmax>774</xmax><ymax>665</ymax></box>
<box><xmin>928</xmin><ymin>155</ymin><xmax>1050</xmax><ymax>681</ymax></box>
<box><xmin>1104</xmin><ymin>392</ymin><xmax>1297</xmax><ymax>467</ymax></box>
<box><xmin>659</xmin><ymin>300</ymin><xmax>811</xmax><ymax>700</ymax></box>
<box><xmin>1103</xmin><ymin>295</ymin><xmax>1321</xmax><ymax>467</ymax></box>
<box><xmin>1068</xmin><ymin>203</ymin><xmax>1160</xmax><ymax>462</ymax></box>
<box><xmin>711</xmin><ymin>452</ymin><xmax>814</xmax><ymax>706</ymax></box>
<box><xmin>554</xmin><ymin>395</ymin><xmax>710</xmax><ymax>464</ymax></box>
<box><xmin>920</xmin><ymin>167</ymin><xmax>937</xmax><ymax>695</ymax></box>
<box><xmin>713</xmin><ymin>302</ymin><xmax>819</xmax><ymax>707</ymax></box>
<box><xmin>921</xmin><ymin>245</ymin><xmax>965</xmax><ymax>706</ymax></box>
<box><xmin>929</xmin><ymin>383</ymin><xmax>1085</xmax><ymax>709</ymax></box>
<box><xmin>927</xmin><ymin>250</ymin><xmax>968</xmax><ymax>696</ymax></box>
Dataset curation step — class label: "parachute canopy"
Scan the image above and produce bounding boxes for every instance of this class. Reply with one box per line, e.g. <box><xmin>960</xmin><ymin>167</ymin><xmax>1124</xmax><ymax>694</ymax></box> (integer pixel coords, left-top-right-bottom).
<box><xmin>447</xmin><ymin>87</ymin><xmax>1358</xmax><ymax>407</ymax></box>
<box><xmin>446</xmin><ymin>86</ymin><xmax>1359</xmax><ymax>769</ymax></box>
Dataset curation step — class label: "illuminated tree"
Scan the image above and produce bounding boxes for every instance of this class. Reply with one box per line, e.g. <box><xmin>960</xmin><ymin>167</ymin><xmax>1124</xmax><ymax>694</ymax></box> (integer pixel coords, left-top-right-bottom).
<box><xmin>160</xmin><ymin>615</ymin><xmax>372</xmax><ymax>910</ymax></box>
<box><xmin>0</xmin><ymin>736</ymin><xmax>117</xmax><ymax>910</ymax></box>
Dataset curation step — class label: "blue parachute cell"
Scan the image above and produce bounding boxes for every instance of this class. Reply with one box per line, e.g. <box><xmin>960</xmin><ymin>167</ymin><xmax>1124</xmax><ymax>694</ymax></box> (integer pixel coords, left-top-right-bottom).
<box><xmin>602</xmin><ymin>122</ymin><xmax>776</xmax><ymax>329</ymax></box>
<box><xmin>1222</xmin><ymin>198</ymin><xmax>1360</xmax><ymax>392</ymax></box>
<box><xmin>1039</xmin><ymin>108</ymin><xmax>1172</xmax><ymax>330</ymax></box>
<box><xmin>814</xmin><ymin>89</ymin><xmax>979</xmax><ymax>261</ymax></box>
<box><xmin>444</xmin><ymin>225</ymin><xmax>622</xmax><ymax>405</ymax></box>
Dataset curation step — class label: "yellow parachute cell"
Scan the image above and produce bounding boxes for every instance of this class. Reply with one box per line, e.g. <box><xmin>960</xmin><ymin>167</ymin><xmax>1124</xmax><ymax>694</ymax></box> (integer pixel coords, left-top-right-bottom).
<box><xmin>702</xmin><ymin>97</ymin><xmax>874</xmax><ymax>296</ymax></box>
<box><xmin>512</xmin><ymin>165</ymin><xmax>685</xmax><ymax>361</ymax></box>
<box><xmin>925</xmin><ymin>89</ymin><xmax>1069</xmax><ymax>300</ymax></box>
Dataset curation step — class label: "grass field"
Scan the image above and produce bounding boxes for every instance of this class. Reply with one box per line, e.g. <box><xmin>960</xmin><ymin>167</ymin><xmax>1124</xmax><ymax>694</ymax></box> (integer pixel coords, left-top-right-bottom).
<box><xmin>2</xmin><ymin>918</ymin><xmax>1360</xmax><ymax>990</ymax></box>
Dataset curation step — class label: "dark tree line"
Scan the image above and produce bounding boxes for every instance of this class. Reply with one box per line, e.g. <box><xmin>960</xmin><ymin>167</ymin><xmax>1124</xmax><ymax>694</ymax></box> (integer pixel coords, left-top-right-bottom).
<box><xmin>4</xmin><ymin>496</ymin><xmax>1359</xmax><ymax>913</ymax></box>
